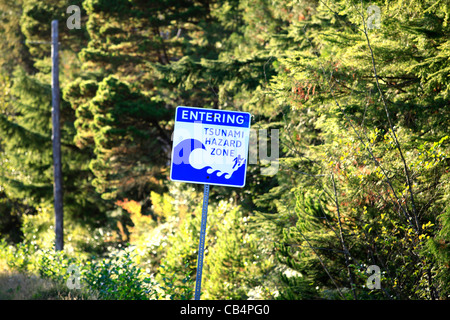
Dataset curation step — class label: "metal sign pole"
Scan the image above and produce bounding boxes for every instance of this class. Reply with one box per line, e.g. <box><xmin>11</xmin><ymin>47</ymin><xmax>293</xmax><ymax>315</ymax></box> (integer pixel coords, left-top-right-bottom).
<box><xmin>194</xmin><ymin>183</ymin><xmax>210</xmax><ymax>300</ymax></box>
<box><xmin>51</xmin><ymin>20</ymin><xmax>64</xmax><ymax>252</ymax></box>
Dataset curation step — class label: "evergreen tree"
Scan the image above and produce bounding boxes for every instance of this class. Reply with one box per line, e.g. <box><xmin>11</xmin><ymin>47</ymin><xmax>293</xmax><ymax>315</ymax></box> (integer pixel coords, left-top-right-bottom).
<box><xmin>0</xmin><ymin>0</ymin><xmax>107</xmax><ymax>248</ymax></box>
<box><xmin>263</xmin><ymin>0</ymin><xmax>450</xmax><ymax>299</ymax></box>
<box><xmin>0</xmin><ymin>0</ymin><xmax>37</xmax><ymax>75</ymax></box>
<box><xmin>204</xmin><ymin>206</ymin><xmax>262</xmax><ymax>299</ymax></box>
<box><xmin>64</xmin><ymin>0</ymin><xmax>213</xmax><ymax>200</ymax></box>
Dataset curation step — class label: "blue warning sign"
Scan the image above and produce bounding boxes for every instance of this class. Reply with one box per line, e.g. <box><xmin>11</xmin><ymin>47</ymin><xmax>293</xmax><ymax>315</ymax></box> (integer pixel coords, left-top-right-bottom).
<box><xmin>170</xmin><ymin>106</ymin><xmax>251</xmax><ymax>187</ymax></box>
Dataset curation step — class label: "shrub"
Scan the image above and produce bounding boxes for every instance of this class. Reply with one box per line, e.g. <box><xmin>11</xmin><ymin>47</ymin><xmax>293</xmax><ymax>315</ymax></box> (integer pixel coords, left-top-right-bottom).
<box><xmin>157</xmin><ymin>263</ymin><xmax>194</xmax><ymax>300</ymax></box>
<box><xmin>82</xmin><ymin>250</ymin><xmax>157</xmax><ymax>300</ymax></box>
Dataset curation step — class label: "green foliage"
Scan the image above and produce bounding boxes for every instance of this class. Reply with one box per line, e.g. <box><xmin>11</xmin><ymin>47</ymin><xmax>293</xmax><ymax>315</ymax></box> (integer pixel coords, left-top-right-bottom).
<box><xmin>276</xmin><ymin>273</ymin><xmax>318</xmax><ymax>300</ymax></box>
<box><xmin>0</xmin><ymin>239</ymin><xmax>196</xmax><ymax>300</ymax></box>
<box><xmin>0</xmin><ymin>0</ymin><xmax>449</xmax><ymax>301</ymax></box>
<box><xmin>204</xmin><ymin>205</ymin><xmax>268</xmax><ymax>299</ymax></box>
<box><xmin>80</xmin><ymin>75</ymin><xmax>170</xmax><ymax>199</ymax></box>
<box><xmin>0</xmin><ymin>0</ymin><xmax>36</xmax><ymax>75</ymax></box>
<box><xmin>158</xmin><ymin>263</ymin><xmax>194</xmax><ymax>300</ymax></box>
<box><xmin>0</xmin><ymin>1</ymin><xmax>107</xmax><ymax>248</ymax></box>
<box><xmin>82</xmin><ymin>250</ymin><xmax>156</xmax><ymax>300</ymax></box>
<box><xmin>261</xmin><ymin>0</ymin><xmax>450</xmax><ymax>299</ymax></box>
<box><xmin>1</xmin><ymin>241</ymin><xmax>35</xmax><ymax>273</ymax></box>
<box><xmin>36</xmin><ymin>248</ymin><xmax>78</xmax><ymax>283</ymax></box>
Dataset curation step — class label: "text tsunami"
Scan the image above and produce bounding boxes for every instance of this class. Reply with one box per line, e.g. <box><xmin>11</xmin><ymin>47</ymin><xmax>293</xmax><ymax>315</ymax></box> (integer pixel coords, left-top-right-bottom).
<box><xmin>204</xmin><ymin>127</ymin><xmax>243</xmax><ymax>157</ymax></box>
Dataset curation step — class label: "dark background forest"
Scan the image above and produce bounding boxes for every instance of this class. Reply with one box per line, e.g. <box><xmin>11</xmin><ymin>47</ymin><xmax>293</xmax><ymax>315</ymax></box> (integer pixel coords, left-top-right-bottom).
<box><xmin>0</xmin><ymin>0</ymin><xmax>449</xmax><ymax>300</ymax></box>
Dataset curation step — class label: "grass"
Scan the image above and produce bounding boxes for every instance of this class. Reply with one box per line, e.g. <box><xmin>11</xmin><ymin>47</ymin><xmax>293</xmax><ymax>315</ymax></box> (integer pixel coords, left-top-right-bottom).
<box><xmin>0</xmin><ymin>260</ymin><xmax>96</xmax><ymax>300</ymax></box>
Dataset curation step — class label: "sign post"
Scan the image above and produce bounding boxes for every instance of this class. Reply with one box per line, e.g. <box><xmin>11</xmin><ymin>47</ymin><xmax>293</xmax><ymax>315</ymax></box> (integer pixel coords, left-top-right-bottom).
<box><xmin>170</xmin><ymin>106</ymin><xmax>251</xmax><ymax>300</ymax></box>
<box><xmin>194</xmin><ymin>183</ymin><xmax>210</xmax><ymax>300</ymax></box>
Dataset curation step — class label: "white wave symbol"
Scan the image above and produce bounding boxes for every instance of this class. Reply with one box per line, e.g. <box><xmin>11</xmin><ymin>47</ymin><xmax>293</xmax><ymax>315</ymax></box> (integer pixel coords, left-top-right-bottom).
<box><xmin>189</xmin><ymin>148</ymin><xmax>243</xmax><ymax>179</ymax></box>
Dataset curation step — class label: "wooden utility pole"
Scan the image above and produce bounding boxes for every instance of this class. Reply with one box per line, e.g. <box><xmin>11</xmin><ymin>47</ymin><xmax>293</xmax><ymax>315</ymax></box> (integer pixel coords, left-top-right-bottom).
<box><xmin>51</xmin><ymin>20</ymin><xmax>64</xmax><ymax>251</ymax></box>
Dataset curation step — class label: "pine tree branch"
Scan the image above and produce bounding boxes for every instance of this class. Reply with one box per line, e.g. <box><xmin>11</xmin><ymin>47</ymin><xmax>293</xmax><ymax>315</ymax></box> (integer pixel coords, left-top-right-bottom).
<box><xmin>293</xmin><ymin>223</ymin><xmax>346</xmax><ymax>300</ymax></box>
<box><xmin>285</xmin><ymin>244</ymin><xmax>346</xmax><ymax>253</ymax></box>
<box><xmin>153</xmin><ymin>27</ymin><xmax>170</xmax><ymax>65</ymax></box>
<box><xmin>357</xmin><ymin>1</ymin><xmax>421</xmax><ymax>234</ymax></box>
<box><xmin>300</xmin><ymin>26</ymin><xmax>418</xmax><ymax>233</ymax></box>
<box><xmin>361</xmin><ymin>226</ymin><xmax>400</xmax><ymax>299</ymax></box>
<box><xmin>331</xmin><ymin>173</ymin><xmax>357</xmax><ymax>299</ymax></box>
<box><xmin>0</xmin><ymin>114</ymin><xmax>51</xmax><ymax>150</ymax></box>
